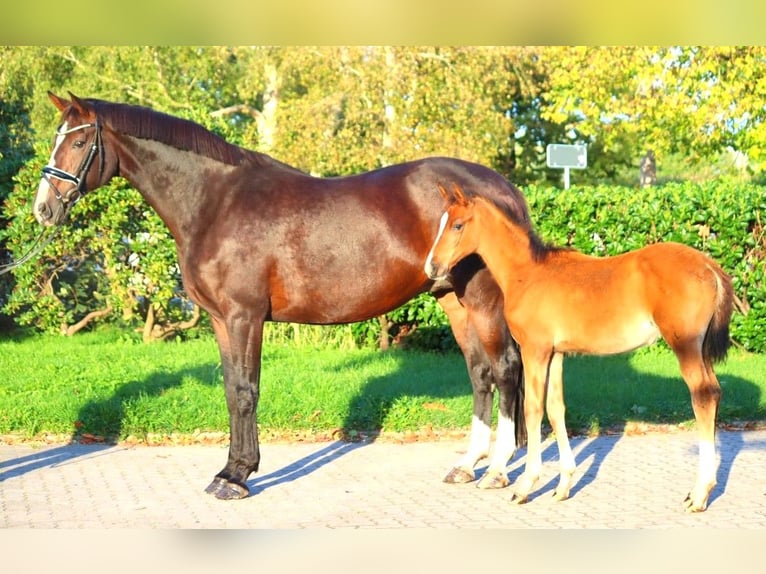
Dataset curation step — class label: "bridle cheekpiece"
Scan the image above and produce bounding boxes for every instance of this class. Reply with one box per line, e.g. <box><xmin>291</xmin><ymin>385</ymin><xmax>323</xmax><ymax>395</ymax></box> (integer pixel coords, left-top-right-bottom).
<box><xmin>41</xmin><ymin>119</ymin><xmax>103</xmax><ymax>208</ymax></box>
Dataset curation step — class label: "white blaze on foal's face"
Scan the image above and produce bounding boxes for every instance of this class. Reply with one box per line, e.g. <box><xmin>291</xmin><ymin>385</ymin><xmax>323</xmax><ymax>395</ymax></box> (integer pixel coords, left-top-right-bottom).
<box><xmin>424</xmin><ymin>210</ymin><xmax>450</xmax><ymax>279</ymax></box>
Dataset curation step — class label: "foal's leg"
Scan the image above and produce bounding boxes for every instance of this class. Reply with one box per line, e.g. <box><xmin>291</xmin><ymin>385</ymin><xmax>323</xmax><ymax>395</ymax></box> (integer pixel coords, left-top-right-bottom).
<box><xmin>512</xmin><ymin>347</ymin><xmax>551</xmax><ymax>504</ymax></box>
<box><xmin>545</xmin><ymin>352</ymin><xmax>577</xmax><ymax>501</ymax></box>
<box><xmin>673</xmin><ymin>344</ymin><xmax>722</xmax><ymax>512</ymax></box>
<box><xmin>205</xmin><ymin>314</ymin><xmax>265</xmax><ymax>500</ymax></box>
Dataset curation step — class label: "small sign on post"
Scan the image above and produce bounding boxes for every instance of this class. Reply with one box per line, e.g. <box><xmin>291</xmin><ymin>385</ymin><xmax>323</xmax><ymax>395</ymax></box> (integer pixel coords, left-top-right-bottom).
<box><xmin>546</xmin><ymin>144</ymin><xmax>587</xmax><ymax>189</ymax></box>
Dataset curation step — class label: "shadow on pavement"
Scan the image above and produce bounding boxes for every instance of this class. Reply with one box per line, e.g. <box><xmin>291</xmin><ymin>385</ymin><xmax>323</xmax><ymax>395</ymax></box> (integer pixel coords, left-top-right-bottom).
<box><xmin>0</xmin><ymin>443</ymin><xmax>116</xmax><ymax>482</ymax></box>
<box><xmin>709</xmin><ymin>431</ymin><xmax>766</xmax><ymax>506</ymax></box>
<box><xmin>343</xmin><ymin>348</ymin><xmax>763</xmax><ymax>508</ymax></box>
<box><xmin>246</xmin><ymin>440</ymin><xmax>368</xmax><ymax>495</ymax></box>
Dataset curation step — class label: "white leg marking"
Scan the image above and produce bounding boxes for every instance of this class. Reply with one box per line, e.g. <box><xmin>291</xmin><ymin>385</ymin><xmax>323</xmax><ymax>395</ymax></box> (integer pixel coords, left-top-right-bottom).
<box><xmin>698</xmin><ymin>438</ymin><xmax>717</xmax><ymax>484</ymax></box>
<box><xmin>454</xmin><ymin>415</ymin><xmax>491</xmax><ymax>469</ymax></box>
<box><xmin>486</xmin><ymin>413</ymin><xmax>516</xmax><ymax>473</ymax></box>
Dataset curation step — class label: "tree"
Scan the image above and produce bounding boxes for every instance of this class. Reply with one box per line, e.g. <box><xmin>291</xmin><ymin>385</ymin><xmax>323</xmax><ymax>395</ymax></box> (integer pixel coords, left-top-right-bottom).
<box><xmin>0</xmin><ymin>47</ymin><xmax>244</xmax><ymax>337</ymax></box>
<box><xmin>0</xmin><ymin>47</ymin><xmax>44</xmax><ymax>328</ymax></box>
<box><xmin>539</xmin><ymin>46</ymin><xmax>766</xmax><ymax>180</ymax></box>
<box><xmin>5</xmin><ymin>46</ymin><xmax>761</xmax><ymax>342</ymax></box>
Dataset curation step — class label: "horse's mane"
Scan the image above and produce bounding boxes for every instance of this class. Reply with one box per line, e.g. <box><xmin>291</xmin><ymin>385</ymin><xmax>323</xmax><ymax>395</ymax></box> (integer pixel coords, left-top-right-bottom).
<box><xmin>87</xmin><ymin>99</ymin><xmax>296</xmax><ymax>171</ymax></box>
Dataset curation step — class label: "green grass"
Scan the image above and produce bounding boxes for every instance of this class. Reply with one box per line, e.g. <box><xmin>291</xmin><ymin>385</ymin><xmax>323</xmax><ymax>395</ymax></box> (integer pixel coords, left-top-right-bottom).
<box><xmin>1</xmin><ymin>329</ymin><xmax>765</xmax><ymax>443</ymax></box>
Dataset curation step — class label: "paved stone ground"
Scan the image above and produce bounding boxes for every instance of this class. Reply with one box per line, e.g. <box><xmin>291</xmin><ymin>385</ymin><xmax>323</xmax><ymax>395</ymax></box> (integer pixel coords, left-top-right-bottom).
<box><xmin>1</xmin><ymin>429</ymin><xmax>765</xmax><ymax>529</ymax></box>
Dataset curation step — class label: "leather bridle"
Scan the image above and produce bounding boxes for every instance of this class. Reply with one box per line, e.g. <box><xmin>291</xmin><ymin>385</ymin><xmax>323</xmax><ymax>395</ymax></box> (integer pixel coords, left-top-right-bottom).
<box><xmin>40</xmin><ymin>119</ymin><xmax>104</xmax><ymax>211</ymax></box>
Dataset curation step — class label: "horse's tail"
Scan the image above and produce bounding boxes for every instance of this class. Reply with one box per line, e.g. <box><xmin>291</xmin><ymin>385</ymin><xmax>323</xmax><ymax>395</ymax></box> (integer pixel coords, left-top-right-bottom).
<box><xmin>703</xmin><ymin>263</ymin><xmax>734</xmax><ymax>366</ymax></box>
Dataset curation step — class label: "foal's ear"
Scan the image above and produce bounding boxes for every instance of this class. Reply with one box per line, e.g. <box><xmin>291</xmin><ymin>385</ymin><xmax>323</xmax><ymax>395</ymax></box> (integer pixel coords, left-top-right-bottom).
<box><xmin>451</xmin><ymin>183</ymin><xmax>469</xmax><ymax>206</ymax></box>
<box><xmin>437</xmin><ymin>182</ymin><xmax>470</xmax><ymax>206</ymax></box>
<box><xmin>437</xmin><ymin>182</ymin><xmax>452</xmax><ymax>203</ymax></box>
<box><xmin>48</xmin><ymin>91</ymin><xmax>71</xmax><ymax>112</ymax></box>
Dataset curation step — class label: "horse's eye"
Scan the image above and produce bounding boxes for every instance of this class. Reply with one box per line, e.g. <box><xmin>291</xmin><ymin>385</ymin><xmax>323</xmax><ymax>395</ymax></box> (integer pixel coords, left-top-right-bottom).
<box><xmin>73</xmin><ymin>139</ymin><xmax>86</xmax><ymax>149</ymax></box>
<box><xmin>452</xmin><ymin>222</ymin><xmax>464</xmax><ymax>232</ymax></box>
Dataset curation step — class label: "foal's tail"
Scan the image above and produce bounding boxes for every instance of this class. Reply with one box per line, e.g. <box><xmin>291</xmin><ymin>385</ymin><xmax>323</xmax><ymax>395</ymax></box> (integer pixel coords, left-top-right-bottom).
<box><xmin>703</xmin><ymin>263</ymin><xmax>734</xmax><ymax>366</ymax></box>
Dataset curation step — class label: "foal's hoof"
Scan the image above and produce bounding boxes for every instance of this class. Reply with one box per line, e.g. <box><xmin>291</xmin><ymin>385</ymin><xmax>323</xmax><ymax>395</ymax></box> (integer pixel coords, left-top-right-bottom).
<box><xmin>510</xmin><ymin>492</ymin><xmax>529</xmax><ymax>505</ymax></box>
<box><xmin>205</xmin><ymin>477</ymin><xmax>250</xmax><ymax>500</ymax></box>
<box><xmin>682</xmin><ymin>492</ymin><xmax>708</xmax><ymax>513</ymax></box>
<box><xmin>552</xmin><ymin>473</ymin><xmax>574</xmax><ymax>501</ymax></box>
<box><xmin>552</xmin><ymin>488</ymin><xmax>571</xmax><ymax>502</ymax></box>
<box><xmin>476</xmin><ymin>471</ymin><xmax>510</xmax><ymax>490</ymax></box>
<box><xmin>443</xmin><ymin>467</ymin><xmax>475</xmax><ymax>484</ymax></box>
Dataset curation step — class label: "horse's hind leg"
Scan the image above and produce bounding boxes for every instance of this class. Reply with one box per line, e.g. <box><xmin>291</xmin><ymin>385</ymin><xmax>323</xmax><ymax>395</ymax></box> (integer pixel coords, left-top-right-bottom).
<box><xmin>460</xmin><ymin>265</ymin><xmax>525</xmax><ymax>489</ymax></box>
<box><xmin>545</xmin><ymin>352</ymin><xmax>577</xmax><ymax>501</ymax></box>
<box><xmin>473</xmin><ymin>319</ymin><xmax>523</xmax><ymax>490</ymax></box>
<box><xmin>436</xmin><ymin>286</ymin><xmax>524</xmax><ymax>489</ymax></box>
<box><xmin>436</xmin><ymin>291</ymin><xmax>494</xmax><ymax>484</ymax></box>
<box><xmin>672</xmin><ymin>343</ymin><xmax>722</xmax><ymax>512</ymax></box>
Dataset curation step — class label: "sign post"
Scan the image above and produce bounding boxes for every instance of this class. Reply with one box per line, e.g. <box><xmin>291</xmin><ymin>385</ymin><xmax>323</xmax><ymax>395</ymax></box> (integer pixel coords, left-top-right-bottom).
<box><xmin>546</xmin><ymin>144</ymin><xmax>587</xmax><ymax>189</ymax></box>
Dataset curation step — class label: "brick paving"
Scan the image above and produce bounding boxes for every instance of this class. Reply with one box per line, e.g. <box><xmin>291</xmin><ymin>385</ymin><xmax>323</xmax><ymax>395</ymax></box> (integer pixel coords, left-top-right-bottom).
<box><xmin>1</xmin><ymin>429</ymin><xmax>765</xmax><ymax>529</ymax></box>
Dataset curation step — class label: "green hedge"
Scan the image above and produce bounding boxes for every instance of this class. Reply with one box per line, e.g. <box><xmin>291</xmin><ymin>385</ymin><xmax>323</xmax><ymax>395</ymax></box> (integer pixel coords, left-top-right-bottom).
<box><xmin>386</xmin><ymin>180</ymin><xmax>766</xmax><ymax>353</ymax></box>
<box><xmin>5</xmin><ymin>177</ymin><xmax>764</xmax><ymax>353</ymax></box>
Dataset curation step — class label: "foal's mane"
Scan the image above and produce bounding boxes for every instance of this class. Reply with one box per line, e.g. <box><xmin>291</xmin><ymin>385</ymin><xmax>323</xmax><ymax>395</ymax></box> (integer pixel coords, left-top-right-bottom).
<box><xmin>469</xmin><ymin>191</ymin><xmax>563</xmax><ymax>263</ymax></box>
<box><xmin>86</xmin><ymin>99</ymin><xmax>295</xmax><ymax>170</ymax></box>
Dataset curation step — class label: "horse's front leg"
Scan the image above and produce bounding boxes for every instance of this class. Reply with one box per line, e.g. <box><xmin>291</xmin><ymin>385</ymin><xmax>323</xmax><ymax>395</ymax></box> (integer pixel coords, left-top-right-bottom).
<box><xmin>204</xmin><ymin>315</ymin><xmax>264</xmax><ymax>500</ymax></box>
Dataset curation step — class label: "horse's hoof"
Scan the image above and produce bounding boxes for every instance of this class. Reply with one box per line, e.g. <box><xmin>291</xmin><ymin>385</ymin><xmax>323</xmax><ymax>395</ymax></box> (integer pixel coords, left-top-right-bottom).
<box><xmin>682</xmin><ymin>492</ymin><xmax>708</xmax><ymax>513</ymax></box>
<box><xmin>443</xmin><ymin>467</ymin><xmax>475</xmax><ymax>484</ymax></box>
<box><xmin>204</xmin><ymin>477</ymin><xmax>250</xmax><ymax>500</ymax></box>
<box><xmin>552</xmin><ymin>489</ymin><xmax>570</xmax><ymax>502</ymax></box>
<box><xmin>510</xmin><ymin>492</ymin><xmax>528</xmax><ymax>505</ymax></box>
<box><xmin>552</xmin><ymin>474</ymin><xmax>574</xmax><ymax>501</ymax></box>
<box><xmin>476</xmin><ymin>471</ymin><xmax>510</xmax><ymax>490</ymax></box>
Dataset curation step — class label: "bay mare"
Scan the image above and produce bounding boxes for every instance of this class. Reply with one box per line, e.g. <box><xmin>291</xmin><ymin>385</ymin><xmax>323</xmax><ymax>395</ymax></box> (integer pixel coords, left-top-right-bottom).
<box><xmin>34</xmin><ymin>92</ymin><xmax>528</xmax><ymax>500</ymax></box>
<box><xmin>425</xmin><ymin>183</ymin><xmax>733</xmax><ymax>512</ymax></box>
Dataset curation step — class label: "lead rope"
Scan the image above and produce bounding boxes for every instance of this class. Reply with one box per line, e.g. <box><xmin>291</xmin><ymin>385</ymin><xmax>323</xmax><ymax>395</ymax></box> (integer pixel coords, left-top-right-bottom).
<box><xmin>1</xmin><ymin>120</ymin><xmax>101</xmax><ymax>277</ymax></box>
<box><xmin>0</xmin><ymin>225</ymin><xmax>61</xmax><ymax>276</ymax></box>
<box><xmin>0</xmin><ymin>198</ymin><xmax>69</xmax><ymax>276</ymax></box>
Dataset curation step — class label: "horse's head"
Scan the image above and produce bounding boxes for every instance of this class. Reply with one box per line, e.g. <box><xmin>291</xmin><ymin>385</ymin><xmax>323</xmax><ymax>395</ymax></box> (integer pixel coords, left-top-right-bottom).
<box><xmin>424</xmin><ymin>183</ymin><xmax>480</xmax><ymax>281</ymax></box>
<box><xmin>34</xmin><ymin>92</ymin><xmax>113</xmax><ymax>226</ymax></box>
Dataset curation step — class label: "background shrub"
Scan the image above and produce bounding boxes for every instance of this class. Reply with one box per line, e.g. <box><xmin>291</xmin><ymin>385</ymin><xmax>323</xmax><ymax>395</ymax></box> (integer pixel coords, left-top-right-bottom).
<box><xmin>382</xmin><ymin>180</ymin><xmax>765</xmax><ymax>353</ymax></box>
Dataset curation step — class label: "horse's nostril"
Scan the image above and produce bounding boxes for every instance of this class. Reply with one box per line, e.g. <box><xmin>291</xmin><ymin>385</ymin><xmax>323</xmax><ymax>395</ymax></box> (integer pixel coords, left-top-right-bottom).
<box><xmin>36</xmin><ymin>203</ymin><xmax>51</xmax><ymax>221</ymax></box>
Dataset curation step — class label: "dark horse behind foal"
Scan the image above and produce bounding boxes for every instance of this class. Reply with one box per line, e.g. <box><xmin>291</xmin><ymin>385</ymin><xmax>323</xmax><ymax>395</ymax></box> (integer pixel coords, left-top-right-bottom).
<box><xmin>33</xmin><ymin>92</ymin><xmax>528</xmax><ymax>500</ymax></box>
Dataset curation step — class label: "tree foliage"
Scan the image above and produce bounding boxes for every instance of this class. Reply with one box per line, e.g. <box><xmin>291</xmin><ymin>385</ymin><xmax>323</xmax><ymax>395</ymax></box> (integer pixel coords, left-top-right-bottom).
<box><xmin>540</xmin><ymin>46</ymin><xmax>766</xmax><ymax>177</ymax></box>
<box><xmin>1</xmin><ymin>46</ymin><xmax>765</xmax><ymax>346</ymax></box>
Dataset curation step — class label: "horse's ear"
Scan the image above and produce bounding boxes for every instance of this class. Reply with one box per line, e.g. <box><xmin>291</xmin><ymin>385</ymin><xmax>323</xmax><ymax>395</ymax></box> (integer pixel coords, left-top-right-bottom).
<box><xmin>68</xmin><ymin>93</ymin><xmax>90</xmax><ymax>115</ymax></box>
<box><xmin>48</xmin><ymin>91</ymin><xmax>71</xmax><ymax>112</ymax></box>
<box><xmin>451</xmin><ymin>183</ymin><xmax>469</xmax><ymax>205</ymax></box>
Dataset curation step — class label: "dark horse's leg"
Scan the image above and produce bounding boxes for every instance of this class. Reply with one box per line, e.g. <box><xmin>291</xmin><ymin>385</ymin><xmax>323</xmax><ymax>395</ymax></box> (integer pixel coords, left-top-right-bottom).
<box><xmin>204</xmin><ymin>315</ymin><xmax>264</xmax><ymax>499</ymax></box>
<box><xmin>436</xmin><ymin>257</ymin><xmax>525</xmax><ymax>488</ymax></box>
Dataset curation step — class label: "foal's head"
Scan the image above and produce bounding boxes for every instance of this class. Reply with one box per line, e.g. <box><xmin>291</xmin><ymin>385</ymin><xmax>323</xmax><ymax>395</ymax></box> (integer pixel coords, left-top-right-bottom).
<box><xmin>424</xmin><ymin>183</ymin><xmax>483</xmax><ymax>281</ymax></box>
